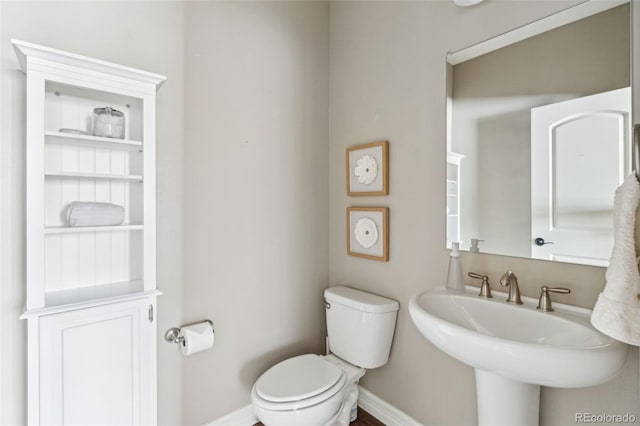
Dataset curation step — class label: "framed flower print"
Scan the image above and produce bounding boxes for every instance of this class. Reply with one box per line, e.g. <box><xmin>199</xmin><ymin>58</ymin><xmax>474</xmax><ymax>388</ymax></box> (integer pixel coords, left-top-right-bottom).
<box><xmin>346</xmin><ymin>141</ymin><xmax>389</xmax><ymax>196</ymax></box>
<box><xmin>347</xmin><ymin>207</ymin><xmax>389</xmax><ymax>261</ymax></box>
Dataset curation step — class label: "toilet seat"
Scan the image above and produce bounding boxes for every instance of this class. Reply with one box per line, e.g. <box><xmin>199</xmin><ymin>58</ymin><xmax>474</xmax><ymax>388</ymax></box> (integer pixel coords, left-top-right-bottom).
<box><xmin>253</xmin><ymin>354</ymin><xmax>347</xmax><ymax>411</ymax></box>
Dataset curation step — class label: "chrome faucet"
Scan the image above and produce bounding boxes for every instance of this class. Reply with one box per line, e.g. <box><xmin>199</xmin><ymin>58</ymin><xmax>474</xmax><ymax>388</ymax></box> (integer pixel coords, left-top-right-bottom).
<box><xmin>536</xmin><ymin>285</ymin><xmax>571</xmax><ymax>312</ymax></box>
<box><xmin>499</xmin><ymin>271</ymin><xmax>522</xmax><ymax>304</ymax></box>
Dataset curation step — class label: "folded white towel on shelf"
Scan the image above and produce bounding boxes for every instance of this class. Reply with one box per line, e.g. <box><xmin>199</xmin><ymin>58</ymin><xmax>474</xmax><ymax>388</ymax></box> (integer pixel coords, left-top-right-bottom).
<box><xmin>65</xmin><ymin>201</ymin><xmax>125</xmax><ymax>227</ymax></box>
<box><xmin>591</xmin><ymin>173</ymin><xmax>640</xmax><ymax>346</ymax></box>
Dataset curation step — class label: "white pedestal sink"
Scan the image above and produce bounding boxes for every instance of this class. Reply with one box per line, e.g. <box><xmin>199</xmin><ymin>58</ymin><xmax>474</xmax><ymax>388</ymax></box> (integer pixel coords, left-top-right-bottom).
<box><xmin>408</xmin><ymin>287</ymin><xmax>629</xmax><ymax>426</ymax></box>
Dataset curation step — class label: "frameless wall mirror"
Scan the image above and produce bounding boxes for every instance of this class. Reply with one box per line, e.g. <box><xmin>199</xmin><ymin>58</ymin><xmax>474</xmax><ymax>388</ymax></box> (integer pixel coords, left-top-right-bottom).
<box><xmin>446</xmin><ymin>0</ymin><xmax>632</xmax><ymax>267</ymax></box>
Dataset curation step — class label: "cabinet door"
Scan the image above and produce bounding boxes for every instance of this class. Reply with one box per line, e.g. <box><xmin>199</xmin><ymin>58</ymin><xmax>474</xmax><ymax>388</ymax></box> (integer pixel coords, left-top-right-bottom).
<box><xmin>39</xmin><ymin>298</ymin><xmax>156</xmax><ymax>426</ymax></box>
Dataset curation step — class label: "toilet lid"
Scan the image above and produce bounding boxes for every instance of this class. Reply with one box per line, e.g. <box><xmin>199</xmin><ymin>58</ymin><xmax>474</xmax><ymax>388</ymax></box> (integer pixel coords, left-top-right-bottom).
<box><xmin>255</xmin><ymin>354</ymin><xmax>344</xmax><ymax>403</ymax></box>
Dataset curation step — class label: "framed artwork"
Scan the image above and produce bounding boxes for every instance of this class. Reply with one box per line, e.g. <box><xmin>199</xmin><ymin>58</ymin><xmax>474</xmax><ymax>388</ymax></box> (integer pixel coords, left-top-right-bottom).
<box><xmin>347</xmin><ymin>207</ymin><xmax>389</xmax><ymax>261</ymax></box>
<box><xmin>346</xmin><ymin>140</ymin><xmax>389</xmax><ymax>196</ymax></box>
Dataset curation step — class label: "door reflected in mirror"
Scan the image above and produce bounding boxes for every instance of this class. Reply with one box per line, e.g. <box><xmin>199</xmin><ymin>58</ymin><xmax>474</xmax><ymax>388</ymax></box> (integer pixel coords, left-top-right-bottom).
<box><xmin>446</xmin><ymin>1</ymin><xmax>631</xmax><ymax>267</ymax></box>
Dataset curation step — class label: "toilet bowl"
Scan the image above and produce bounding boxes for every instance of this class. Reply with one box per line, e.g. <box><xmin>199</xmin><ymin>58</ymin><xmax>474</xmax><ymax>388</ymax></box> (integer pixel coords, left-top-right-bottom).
<box><xmin>251</xmin><ymin>354</ymin><xmax>364</xmax><ymax>426</ymax></box>
<box><xmin>251</xmin><ymin>286</ymin><xmax>399</xmax><ymax>426</ymax></box>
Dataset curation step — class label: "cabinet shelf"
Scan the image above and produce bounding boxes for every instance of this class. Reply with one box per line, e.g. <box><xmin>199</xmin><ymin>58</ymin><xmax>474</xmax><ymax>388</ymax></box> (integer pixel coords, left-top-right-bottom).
<box><xmin>45</xmin><ymin>171</ymin><xmax>143</xmax><ymax>182</ymax></box>
<box><xmin>45</xmin><ymin>130</ymin><xmax>143</xmax><ymax>151</ymax></box>
<box><xmin>21</xmin><ymin>280</ymin><xmax>162</xmax><ymax>318</ymax></box>
<box><xmin>45</xmin><ymin>224</ymin><xmax>144</xmax><ymax>234</ymax></box>
<box><xmin>45</xmin><ymin>279</ymin><xmax>144</xmax><ymax>308</ymax></box>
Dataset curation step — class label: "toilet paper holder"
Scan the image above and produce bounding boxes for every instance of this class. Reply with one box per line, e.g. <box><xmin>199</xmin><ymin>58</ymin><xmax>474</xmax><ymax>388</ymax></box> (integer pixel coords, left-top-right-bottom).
<box><xmin>164</xmin><ymin>320</ymin><xmax>214</xmax><ymax>345</ymax></box>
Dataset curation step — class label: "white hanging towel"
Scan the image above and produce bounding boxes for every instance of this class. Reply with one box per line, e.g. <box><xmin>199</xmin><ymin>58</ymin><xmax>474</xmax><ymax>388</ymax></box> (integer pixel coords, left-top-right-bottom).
<box><xmin>591</xmin><ymin>173</ymin><xmax>640</xmax><ymax>346</ymax></box>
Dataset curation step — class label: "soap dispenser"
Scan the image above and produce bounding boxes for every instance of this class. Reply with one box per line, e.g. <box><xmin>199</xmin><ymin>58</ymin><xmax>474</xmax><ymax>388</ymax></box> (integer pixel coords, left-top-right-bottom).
<box><xmin>470</xmin><ymin>239</ymin><xmax>484</xmax><ymax>253</ymax></box>
<box><xmin>446</xmin><ymin>242</ymin><xmax>465</xmax><ymax>293</ymax></box>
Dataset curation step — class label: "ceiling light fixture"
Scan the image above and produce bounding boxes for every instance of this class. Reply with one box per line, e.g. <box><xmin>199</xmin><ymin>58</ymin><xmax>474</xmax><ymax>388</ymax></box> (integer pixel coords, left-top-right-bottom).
<box><xmin>453</xmin><ymin>0</ymin><xmax>484</xmax><ymax>6</ymax></box>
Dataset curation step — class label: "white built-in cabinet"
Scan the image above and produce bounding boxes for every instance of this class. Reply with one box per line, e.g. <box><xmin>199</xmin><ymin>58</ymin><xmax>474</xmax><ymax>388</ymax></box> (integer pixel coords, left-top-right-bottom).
<box><xmin>13</xmin><ymin>40</ymin><xmax>165</xmax><ymax>426</ymax></box>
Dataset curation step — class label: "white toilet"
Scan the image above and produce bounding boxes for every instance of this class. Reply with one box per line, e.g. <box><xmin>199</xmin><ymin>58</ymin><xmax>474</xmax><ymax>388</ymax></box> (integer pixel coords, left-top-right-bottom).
<box><xmin>251</xmin><ymin>286</ymin><xmax>399</xmax><ymax>426</ymax></box>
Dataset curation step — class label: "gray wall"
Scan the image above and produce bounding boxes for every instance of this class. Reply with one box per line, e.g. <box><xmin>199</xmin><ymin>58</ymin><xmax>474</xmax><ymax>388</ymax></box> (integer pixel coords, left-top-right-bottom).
<box><xmin>329</xmin><ymin>1</ymin><xmax>639</xmax><ymax>425</ymax></box>
<box><xmin>0</xmin><ymin>2</ymin><xmax>185</xmax><ymax>425</ymax></box>
<box><xmin>182</xmin><ymin>2</ymin><xmax>329</xmax><ymax>424</ymax></box>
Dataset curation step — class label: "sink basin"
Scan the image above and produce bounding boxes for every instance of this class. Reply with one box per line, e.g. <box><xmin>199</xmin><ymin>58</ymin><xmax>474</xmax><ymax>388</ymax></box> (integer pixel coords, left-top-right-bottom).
<box><xmin>409</xmin><ymin>287</ymin><xmax>629</xmax><ymax>425</ymax></box>
<box><xmin>409</xmin><ymin>286</ymin><xmax>627</xmax><ymax>388</ymax></box>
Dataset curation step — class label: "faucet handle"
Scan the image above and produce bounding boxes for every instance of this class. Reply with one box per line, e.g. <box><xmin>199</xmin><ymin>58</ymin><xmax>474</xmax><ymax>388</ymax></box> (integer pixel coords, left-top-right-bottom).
<box><xmin>537</xmin><ymin>285</ymin><xmax>571</xmax><ymax>312</ymax></box>
<box><xmin>468</xmin><ymin>272</ymin><xmax>487</xmax><ymax>280</ymax></box>
<box><xmin>468</xmin><ymin>272</ymin><xmax>492</xmax><ymax>298</ymax></box>
<box><xmin>545</xmin><ymin>286</ymin><xmax>571</xmax><ymax>294</ymax></box>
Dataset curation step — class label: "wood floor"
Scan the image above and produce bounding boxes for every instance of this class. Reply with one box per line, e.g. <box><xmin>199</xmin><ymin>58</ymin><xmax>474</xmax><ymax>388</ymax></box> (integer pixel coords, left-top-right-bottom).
<box><xmin>350</xmin><ymin>408</ymin><xmax>385</xmax><ymax>425</ymax></box>
<box><xmin>254</xmin><ymin>407</ymin><xmax>385</xmax><ymax>426</ymax></box>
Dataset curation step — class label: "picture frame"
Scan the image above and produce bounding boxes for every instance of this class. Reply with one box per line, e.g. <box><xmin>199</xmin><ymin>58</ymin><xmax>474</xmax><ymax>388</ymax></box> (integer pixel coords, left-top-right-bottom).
<box><xmin>347</xmin><ymin>207</ymin><xmax>389</xmax><ymax>261</ymax></box>
<box><xmin>346</xmin><ymin>140</ymin><xmax>389</xmax><ymax>196</ymax></box>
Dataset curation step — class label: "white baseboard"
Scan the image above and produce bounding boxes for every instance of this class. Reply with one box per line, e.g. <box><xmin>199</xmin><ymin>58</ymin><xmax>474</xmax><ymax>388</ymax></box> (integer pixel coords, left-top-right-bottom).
<box><xmin>203</xmin><ymin>404</ymin><xmax>257</xmax><ymax>426</ymax></box>
<box><xmin>357</xmin><ymin>386</ymin><xmax>423</xmax><ymax>426</ymax></box>
<box><xmin>202</xmin><ymin>386</ymin><xmax>422</xmax><ymax>426</ymax></box>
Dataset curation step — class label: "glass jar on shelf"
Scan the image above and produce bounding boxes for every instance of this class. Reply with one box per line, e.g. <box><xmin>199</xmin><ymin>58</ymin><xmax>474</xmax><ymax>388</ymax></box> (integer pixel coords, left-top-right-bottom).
<box><xmin>93</xmin><ymin>107</ymin><xmax>125</xmax><ymax>139</ymax></box>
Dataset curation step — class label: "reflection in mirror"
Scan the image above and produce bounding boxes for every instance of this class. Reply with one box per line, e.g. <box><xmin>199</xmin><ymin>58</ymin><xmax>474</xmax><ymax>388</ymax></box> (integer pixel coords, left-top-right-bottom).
<box><xmin>446</xmin><ymin>1</ymin><xmax>631</xmax><ymax>267</ymax></box>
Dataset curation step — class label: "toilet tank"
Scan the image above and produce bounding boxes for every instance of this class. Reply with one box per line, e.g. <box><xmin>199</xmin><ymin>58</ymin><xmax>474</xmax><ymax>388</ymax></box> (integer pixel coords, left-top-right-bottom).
<box><xmin>324</xmin><ymin>286</ymin><xmax>399</xmax><ymax>369</ymax></box>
